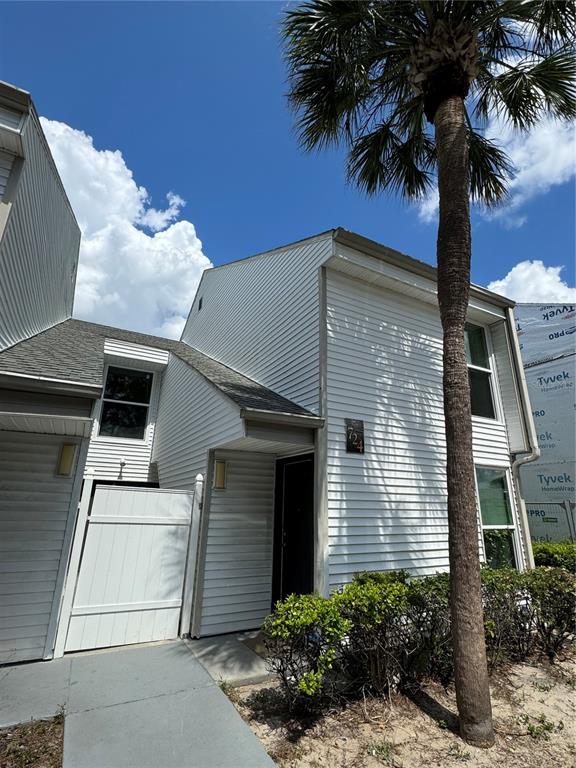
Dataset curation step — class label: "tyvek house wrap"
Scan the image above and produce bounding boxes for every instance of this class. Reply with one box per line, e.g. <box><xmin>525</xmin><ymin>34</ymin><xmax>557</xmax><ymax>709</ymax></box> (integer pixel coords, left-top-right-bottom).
<box><xmin>515</xmin><ymin>303</ymin><xmax>576</xmax><ymax>541</ymax></box>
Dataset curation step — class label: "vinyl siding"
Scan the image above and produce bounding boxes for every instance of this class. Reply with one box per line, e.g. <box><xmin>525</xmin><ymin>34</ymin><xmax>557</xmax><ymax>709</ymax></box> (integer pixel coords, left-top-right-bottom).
<box><xmin>0</xmin><ymin>151</ymin><xmax>14</xmax><ymax>200</ymax></box>
<box><xmin>152</xmin><ymin>354</ymin><xmax>244</xmax><ymax>491</ymax></box>
<box><xmin>490</xmin><ymin>321</ymin><xmax>527</xmax><ymax>454</ymax></box>
<box><xmin>325</xmin><ymin>270</ymin><xmax>518</xmax><ymax>590</ymax></box>
<box><xmin>0</xmin><ymin>105</ymin><xmax>23</xmax><ymax>131</ymax></box>
<box><xmin>0</xmin><ymin>431</ymin><xmax>81</xmax><ymax>663</ymax></box>
<box><xmin>181</xmin><ymin>235</ymin><xmax>332</xmax><ymax>413</ymax></box>
<box><xmin>199</xmin><ymin>450</ymin><xmax>275</xmax><ymax>636</ymax></box>
<box><xmin>0</xmin><ymin>112</ymin><xmax>79</xmax><ymax>351</ymax></box>
<box><xmin>103</xmin><ymin>338</ymin><xmax>170</xmax><ymax>367</ymax></box>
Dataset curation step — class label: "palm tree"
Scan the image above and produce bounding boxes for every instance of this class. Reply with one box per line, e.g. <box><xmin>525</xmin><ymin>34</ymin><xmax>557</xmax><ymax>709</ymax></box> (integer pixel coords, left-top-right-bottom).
<box><xmin>283</xmin><ymin>0</ymin><xmax>575</xmax><ymax>747</ymax></box>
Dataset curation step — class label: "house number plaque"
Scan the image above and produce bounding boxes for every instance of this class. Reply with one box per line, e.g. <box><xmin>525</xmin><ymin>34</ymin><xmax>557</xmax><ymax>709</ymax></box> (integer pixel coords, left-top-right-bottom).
<box><xmin>345</xmin><ymin>419</ymin><xmax>364</xmax><ymax>454</ymax></box>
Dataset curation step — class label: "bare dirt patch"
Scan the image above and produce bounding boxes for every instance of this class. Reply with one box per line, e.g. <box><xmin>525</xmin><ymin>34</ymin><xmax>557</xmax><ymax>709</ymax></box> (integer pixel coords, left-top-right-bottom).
<box><xmin>230</xmin><ymin>659</ymin><xmax>576</xmax><ymax>767</ymax></box>
<box><xmin>0</xmin><ymin>714</ymin><xmax>63</xmax><ymax>768</ymax></box>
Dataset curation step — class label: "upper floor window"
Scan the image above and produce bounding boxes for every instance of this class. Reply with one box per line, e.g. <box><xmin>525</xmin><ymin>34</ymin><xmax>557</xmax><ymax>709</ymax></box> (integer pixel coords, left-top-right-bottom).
<box><xmin>476</xmin><ymin>466</ymin><xmax>517</xmax><ymax>569</ymax></box>
<box><xmin>465</xmin><ymin>324</ymin><xmax>495</xmax><ymax>419</ymax></box>
<box><xmin>99</xmin><ymin>366</ymin><xmax>153</xmax><ymax>440</ymax></box>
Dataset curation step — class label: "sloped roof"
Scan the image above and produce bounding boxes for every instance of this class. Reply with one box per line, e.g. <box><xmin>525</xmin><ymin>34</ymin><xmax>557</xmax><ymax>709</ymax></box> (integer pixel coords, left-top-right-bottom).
<box><xmin>0</xmin><ymin>319</ymin><xmax>315</xmax><ymax>417</ymax></box>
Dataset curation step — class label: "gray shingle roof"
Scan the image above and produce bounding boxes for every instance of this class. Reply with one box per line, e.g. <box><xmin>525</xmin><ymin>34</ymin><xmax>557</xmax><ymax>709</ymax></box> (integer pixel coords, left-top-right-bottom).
<box><xmin>0</xmin><ymin>319</ymin><xmax>315</xmax><ymax>417</ymax></box>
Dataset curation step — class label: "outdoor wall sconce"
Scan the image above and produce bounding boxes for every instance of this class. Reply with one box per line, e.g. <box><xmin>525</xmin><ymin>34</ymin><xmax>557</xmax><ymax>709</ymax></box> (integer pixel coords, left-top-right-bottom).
<box><xmin>57</xmin><ymin>443</ymin><xmax>77</xmax><ymax>476</ymax></box>
<box><xmin>213</xmin><ymin>460</ymin><xmax>227</xmax><ymax>490</ymax></box>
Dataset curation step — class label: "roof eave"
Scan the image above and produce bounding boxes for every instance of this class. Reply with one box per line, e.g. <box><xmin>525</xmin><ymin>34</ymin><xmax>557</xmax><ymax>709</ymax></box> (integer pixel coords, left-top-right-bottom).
<box><xmin>0</xmin><ymin>370</ymin><xmax>102</xmax><ymax>399</ymax></box>
<box><xmin>332</xmin><ymin>228</ymin><xmax>515</xmax><ymax>310</ymax></box>
<box><xmin>240</xmin><ymin>407</ymin><xmax>324</xmax><ymax>428</ymax></box>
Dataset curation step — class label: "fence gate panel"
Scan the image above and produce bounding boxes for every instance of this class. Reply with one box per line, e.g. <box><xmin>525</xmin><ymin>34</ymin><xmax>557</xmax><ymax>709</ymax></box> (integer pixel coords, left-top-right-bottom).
<box><xmin>64</xmin><ymin>486</ymin><xmax>194</xmax><ymax>653</ymax></box>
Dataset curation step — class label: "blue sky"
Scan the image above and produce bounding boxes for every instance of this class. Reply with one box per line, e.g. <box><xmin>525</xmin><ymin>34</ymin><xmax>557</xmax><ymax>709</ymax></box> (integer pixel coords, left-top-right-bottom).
<box><xmin>1</xmin><ymin>2</ymin><xmax>574</xmax><ymax>335</ymax></box>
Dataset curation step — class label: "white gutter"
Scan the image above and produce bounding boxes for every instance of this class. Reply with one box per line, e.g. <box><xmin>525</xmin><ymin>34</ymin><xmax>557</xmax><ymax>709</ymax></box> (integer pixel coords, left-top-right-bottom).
<box><xmin>506</xmin><ymin>307</ymin><xmax>540</xmax><ymax>569</ymax></box>
<box><xmin>240</xmin><ymin>407</ymin><xmax>324</xmax><ymax>429</ymax></box>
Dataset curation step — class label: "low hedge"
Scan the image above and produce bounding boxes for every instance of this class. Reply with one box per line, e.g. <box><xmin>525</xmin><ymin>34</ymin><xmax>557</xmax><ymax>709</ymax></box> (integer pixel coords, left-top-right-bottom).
<box><xmin>532</xmin><ymin>541</ymin><xmax>576</xmax><ymax>572</ymax></box>
<box><xmin>263</xmin><ymin>566</ymin><xmax>575</xmax><ymax>710</ymax></box>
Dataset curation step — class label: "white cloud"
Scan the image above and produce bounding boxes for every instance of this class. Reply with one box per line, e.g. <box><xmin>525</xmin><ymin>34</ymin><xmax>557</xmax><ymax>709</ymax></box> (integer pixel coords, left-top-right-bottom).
<box><xmin>417</xmin><ymin>117</ymin><xmax>576</xmax><ymax>226</ymax></box>
<box><xmin>487</xmin><ymin>260</ymin><xmax>576</xmax><ymax>302</ymax></box>
<box><xmin>489</xmin><ymin>117</ymin><xmax>576</xmax><ymax>227</ymax></box>
<box><xmin>40</xmin><ymin>118</ymin><xmax>212</xmax><ymax>338</ymax></box>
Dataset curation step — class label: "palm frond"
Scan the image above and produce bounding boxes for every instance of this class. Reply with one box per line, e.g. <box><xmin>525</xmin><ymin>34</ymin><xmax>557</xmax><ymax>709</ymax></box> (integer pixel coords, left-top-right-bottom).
<box><xmin>347</xmin><ymin>120</ymin><xmax>435</xmax><ymax>198</ymax></box>
<box><xmin>474</xmin><ymin>51</ymin><xmax>576</xmax><ymax>128</ymax></box>
<box><xmin>283</xmin><ymin>0</ymin><xmax>576</xmax><ymax>206</ymax></box>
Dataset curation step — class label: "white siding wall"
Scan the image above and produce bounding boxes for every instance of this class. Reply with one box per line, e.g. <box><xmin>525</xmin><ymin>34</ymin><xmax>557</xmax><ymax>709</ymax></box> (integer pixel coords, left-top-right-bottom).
<box><xmin>0</xmin><ymin>431</ymin><xmax>82</xmax><ymax>663</ymax></box>
<box><xmin>181</xmin><ymin>235</ymin><xmax>332</xmax><ymax>413</ymax></box>
<box><xmin>490</xmin><ymin>321</ymin><xmax>526</xmax><ymax>454</ymax></box>
<box><xmin>0</xmin><ymin>112</ymin><xmax>79</xmax><ymax>351</ymax></box>
<box><xmin>0</xmin><ymin>150</ymin><xmax>14</xmax><ymax>200</ymax></box>
<box><xmin>325</xmin><ymin>270</ymin><xmax>517</xmax><ymax>590</ymax></box>
<box><xmin>199</xmin><ymin>450</ymin><xmax>276</xmax><ymax>636</ymax></box>
<box><xmin>152</xmin><ymin>355</ymin><xmax>244</xmax><ymax>490</ymax></box>
<box><xmin>84</xmin><ymin>363</ymin><xmax>162</xmax><ymax>482</ymax></box>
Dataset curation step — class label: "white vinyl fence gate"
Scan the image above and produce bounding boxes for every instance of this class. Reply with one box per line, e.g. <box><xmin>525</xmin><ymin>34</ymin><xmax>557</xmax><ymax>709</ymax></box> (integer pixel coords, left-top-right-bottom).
<box><xmin>54</xmin><ymin>479</ymin><xmax>201</xmax><ymax>656</ymax></box>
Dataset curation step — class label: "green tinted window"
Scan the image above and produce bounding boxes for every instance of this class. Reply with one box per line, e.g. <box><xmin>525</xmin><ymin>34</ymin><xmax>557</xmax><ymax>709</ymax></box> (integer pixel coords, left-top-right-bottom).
<box><xmin>465</xmin><ymin>324</ymin><xmax>489</xmax><ymax>368</ymax></box>
<box><xmin>476</xmin><ymin>468</ymin><xmax>513</xmax><ymax>526</ymax></box>
<box><xmin>483</xmin><ymin>529</ymin><xmax>516</xmax><ymax>569</ymax></box>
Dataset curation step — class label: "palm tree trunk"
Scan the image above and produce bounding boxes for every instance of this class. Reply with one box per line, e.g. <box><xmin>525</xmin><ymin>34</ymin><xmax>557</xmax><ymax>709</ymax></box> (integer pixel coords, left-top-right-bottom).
<box><xmin>434</xmin><ymin>95</ymin><xmax>495</xmax><ymax>747</ymax></box>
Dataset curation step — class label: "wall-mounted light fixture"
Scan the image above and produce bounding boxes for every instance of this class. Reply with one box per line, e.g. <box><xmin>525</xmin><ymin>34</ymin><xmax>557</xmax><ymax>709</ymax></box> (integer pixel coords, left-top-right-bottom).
<box><xmin>213</xmin><ymin>460</ymin><xmax>227</xmax><ymax>490</ymax></box>
<box><xmin>57</xmin><ymin>443</ymin><xmax>77</xmax><ymax>477</ymax></box>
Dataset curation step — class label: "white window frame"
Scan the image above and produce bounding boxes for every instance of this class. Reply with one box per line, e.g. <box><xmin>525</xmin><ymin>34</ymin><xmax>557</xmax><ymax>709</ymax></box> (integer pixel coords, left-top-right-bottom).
<box><xmin>96</xmin><ymin>363</ymin><xmax>155</xmax><ymax>444</ymax></box>
<box><xmin>474</xmin><ymin>463</ymin><xmax>522</xmax><ymax>569</ymax></box>
<box><xmin>466</xmin><ymin>322</ymin><xmax>502</xmax><ymax>424</ymax></box>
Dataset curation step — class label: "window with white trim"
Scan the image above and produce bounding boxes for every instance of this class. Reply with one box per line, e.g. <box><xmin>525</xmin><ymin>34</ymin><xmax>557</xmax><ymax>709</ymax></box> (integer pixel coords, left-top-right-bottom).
<box><xmin>476</xmin><ymin>466</ymin><xmax>517</xmax><ymax>569</ymax></box>
<box><xmin>98</xmin><ymin>366</ymin><xmax>153</xmax><ymax>440</ymax></box>
<box><xmin>465</xmin><ymin>323</ymin><xmax>495</xmax><ymax>419</ymax></box>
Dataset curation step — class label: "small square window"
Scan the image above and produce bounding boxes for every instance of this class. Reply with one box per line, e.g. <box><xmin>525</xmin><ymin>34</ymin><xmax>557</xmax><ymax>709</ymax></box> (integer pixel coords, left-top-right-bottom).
<box><xmin>99</xmin><ymin>366</ymin><xmax>153</xmax><ymax>440</ymax></box>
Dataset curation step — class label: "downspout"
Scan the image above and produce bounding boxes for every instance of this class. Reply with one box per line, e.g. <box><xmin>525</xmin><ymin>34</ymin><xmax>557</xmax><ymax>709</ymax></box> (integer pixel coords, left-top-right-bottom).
<box><xmin>506</xmin><ymin>307</ymin><xmax>540</xmax><ymax>569</ymax></box>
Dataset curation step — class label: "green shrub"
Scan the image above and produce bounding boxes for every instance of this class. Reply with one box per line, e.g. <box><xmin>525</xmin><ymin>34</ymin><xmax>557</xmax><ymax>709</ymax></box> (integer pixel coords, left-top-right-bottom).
<box><xmin>481</xmin><ymin>568</ymin><xmax>536</xmax><ymax>667</ymax></box>
<box><xmin>336</xmin><ymin>578</ymin><xmax>410</xmax><ymax>694</ymax></box>
<box><xmin>405</xmin><ymin>573</ymin><xmax>453</xmax><ymax>686</ymax></box>
<box><xmin>353</xmin><ymin>569</ymin><xmax>410</xmax><ymax>586</ymax></box>
<box><xmin>525</xmin><ymin>566</ymin><xmax>576</xmax><ymax>659</ymax></box>
<box><xmin>262</xmin><ymin>593</ymin><xmax>351</xmax><ymax>709</ymax></box>
<box><xmin>263</xmin><ymin>566</ymin><xmax>576</xmax><ymax>710</ymax></box>
<box><xmin>532</xmin><ymin>541</ymin><xmax>576</xmax><ymax>572</ymax></box>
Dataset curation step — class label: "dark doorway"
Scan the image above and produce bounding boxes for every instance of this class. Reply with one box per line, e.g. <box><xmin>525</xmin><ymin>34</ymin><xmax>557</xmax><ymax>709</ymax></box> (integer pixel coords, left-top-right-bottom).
<box><xmin>272</xmin><ymin>453</ymin><xmax>315</xmax><ymax>605</ymax></box>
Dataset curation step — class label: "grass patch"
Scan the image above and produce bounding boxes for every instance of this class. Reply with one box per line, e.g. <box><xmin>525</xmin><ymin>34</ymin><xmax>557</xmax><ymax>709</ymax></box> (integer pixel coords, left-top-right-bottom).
<box><xmin>366</xmin><ymin>738</ymin><xmax>395</xmax><ymax>763</ymax></box>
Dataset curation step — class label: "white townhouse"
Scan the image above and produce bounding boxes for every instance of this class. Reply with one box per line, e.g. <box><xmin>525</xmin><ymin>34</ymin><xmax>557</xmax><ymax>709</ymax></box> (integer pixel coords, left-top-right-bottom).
<box><xmin>0</xmin><ymin>81</ymin><xmax>538</xmax><ymax>665</ymax></box>
<box><xmin>159</xmin><ymin>229</ymin><xmax>538</xmax><ymax>635</ymax></box>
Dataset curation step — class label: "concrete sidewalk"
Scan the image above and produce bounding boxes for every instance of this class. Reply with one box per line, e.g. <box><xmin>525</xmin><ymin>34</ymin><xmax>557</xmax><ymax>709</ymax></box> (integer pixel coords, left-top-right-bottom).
<box><xmin>0</xmin><ymin>641</ymin><xmax>275</xmax><ymax>768</ymax></box>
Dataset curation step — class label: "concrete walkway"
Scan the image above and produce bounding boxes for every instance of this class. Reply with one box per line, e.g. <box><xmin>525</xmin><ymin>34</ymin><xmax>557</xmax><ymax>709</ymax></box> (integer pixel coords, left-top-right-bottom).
<box><xmin>186</xmin><ymin>630</ymin><xmax>271</xmax><ymax>685</ymax></box>
<box><xmin>0</xmin><ymin>641</ymin><xmax>275</xmax><ymax>768</ymax></box>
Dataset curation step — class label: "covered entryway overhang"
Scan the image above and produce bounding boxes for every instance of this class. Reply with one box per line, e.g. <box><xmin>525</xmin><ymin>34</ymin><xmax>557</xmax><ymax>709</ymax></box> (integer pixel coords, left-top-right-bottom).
<box><xmin>0</xmin><ymin>411</ymin><xmax>92</xmax><ymax>664</ymax></box>
<box><xmin>191</xmin><ymin>409</ymin><xmax>324</xmax><ymax>638</ymax></box>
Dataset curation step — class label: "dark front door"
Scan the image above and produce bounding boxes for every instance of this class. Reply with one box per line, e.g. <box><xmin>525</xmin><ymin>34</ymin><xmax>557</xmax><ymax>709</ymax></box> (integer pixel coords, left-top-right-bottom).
<box><xmin>272</xmin><ymin>454</ymin><xmax>315</xmax><ymax>605</ymax></box>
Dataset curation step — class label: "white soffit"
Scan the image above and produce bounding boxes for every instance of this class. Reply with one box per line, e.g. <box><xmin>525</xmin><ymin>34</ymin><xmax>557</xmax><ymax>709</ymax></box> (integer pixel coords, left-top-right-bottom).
<box><xmin>329</xmin><ymin>246</ymin><xmax>505</xmax><ymax>321</ymax></box>
<box><xmin>0</xmin><ymin>412</ymin><xmax>93</xmax><ymax>437</ymax></box>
